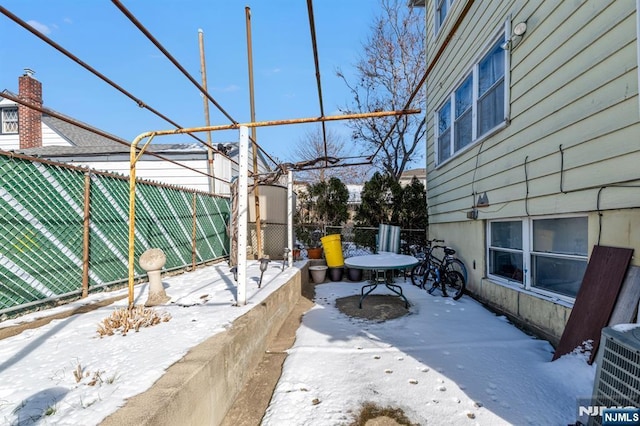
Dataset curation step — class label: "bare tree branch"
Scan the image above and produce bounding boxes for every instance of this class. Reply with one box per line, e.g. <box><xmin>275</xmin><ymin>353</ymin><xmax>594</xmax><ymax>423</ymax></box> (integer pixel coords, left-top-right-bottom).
<box><xmin>292</xmin><ymin>128</ymin><xmax>370</xmax><ymax>183</ymax></box>
<box><xmin>338</xmin><ymin>0</ymin><xmax>426</xmax><ymax>180</ymax></box>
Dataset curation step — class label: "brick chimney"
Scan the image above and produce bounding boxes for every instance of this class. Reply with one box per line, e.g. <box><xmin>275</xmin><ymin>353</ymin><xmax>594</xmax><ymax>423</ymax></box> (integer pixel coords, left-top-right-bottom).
<box><xmin>18</xmin><ymin>68</ymin><xmax>43</xmax><ymax>149</ymax></box>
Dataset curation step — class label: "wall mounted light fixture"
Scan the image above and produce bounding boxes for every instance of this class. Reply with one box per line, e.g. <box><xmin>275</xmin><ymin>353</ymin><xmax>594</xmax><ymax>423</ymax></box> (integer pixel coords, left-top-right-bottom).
<box><xmin>476</xmin><ymin>192</ymin><xmax>490</xmax><ymax>207</ymax></box>
<box><xmin>502</xmin><ymin>21</ymin><xmax>528</xmax><ymax>51</ymax></box>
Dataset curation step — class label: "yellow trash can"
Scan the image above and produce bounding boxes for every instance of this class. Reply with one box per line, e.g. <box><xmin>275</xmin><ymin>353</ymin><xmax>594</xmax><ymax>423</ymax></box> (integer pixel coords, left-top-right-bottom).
<box><xmin>321</xmin><ymin>234</ymin><xmax>344</xmax><ymax>267</ymax></box>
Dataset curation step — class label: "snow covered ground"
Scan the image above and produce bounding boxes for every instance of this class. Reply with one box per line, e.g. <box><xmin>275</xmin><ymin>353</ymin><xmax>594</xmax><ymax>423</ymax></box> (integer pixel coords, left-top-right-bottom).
<box><xmin>0</xmin><ymin>261</ymin><xmax>597</xmax><ymax>425</ymax></box>
<box><xmin>262</xmin><ymin>281</ymin><xmax>596</xmax><ymax>425</ymax></box>
<box><xmin>0</xmin><ymin>260</ymin><xmax>296</xmax><ymax>425</ymax></box>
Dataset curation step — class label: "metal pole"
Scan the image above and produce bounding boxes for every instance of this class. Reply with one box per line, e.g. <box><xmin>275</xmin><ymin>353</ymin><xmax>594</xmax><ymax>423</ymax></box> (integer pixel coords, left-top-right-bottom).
<box><xmin>128</xmin><ymin>133</ymin><xmax>156</xmax><ymax>308</ymax></box>
<box><xmin>245</xmin><ymin>6</ymin><xmax>262</xmax><ymax>259</ymax></box>
<box><xmin>128</xmin><ymin>109</ymin><xmax>421</xmax><ymax>140</ymax></box>
<box><xmin>191</xmin><ymin>192</ymin><xmax>197</xmax><ymax>270</ymax></box>
<box><xmin>237</xmin><ymin>126</ymin><xmax>249</xmax><ymax>305</ymax></box>
<box><xmin>198</xmin><ymin>29</ymin><xmax>215</xmax><ymax>194</ymax></box>
<box><xmin>287</xmin><ymin>169</ymin><xmax>294</xmax><ymax>268</ymax></box>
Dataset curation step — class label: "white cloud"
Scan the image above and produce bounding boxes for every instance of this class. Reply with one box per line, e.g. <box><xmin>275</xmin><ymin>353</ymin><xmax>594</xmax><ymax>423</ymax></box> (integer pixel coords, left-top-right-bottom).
<box><xmin>26</xmin><ymin>20</ymin><xmax>51</xmax><ymax>35</ymax></box>
<box><xmin>262</xmin><ymin>68</ymin><xmax>282</xmax><ymax>77</ymax></box>
<box><xmin>213</xmin><ymin>85</ymin><xmax>240</xmax><ymax>93</ymax></box>
<box><xmin>64</xmin><ymin>17</ymin><xmax>73</xmax><ymax>24</ymax></box>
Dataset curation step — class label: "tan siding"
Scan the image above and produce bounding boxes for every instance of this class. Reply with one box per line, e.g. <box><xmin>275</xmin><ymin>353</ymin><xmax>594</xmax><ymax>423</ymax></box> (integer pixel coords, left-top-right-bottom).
<box><xmin>426</xmin><ymin>0</ymin><xmax>639</xmax><ymax>225</ymax></box>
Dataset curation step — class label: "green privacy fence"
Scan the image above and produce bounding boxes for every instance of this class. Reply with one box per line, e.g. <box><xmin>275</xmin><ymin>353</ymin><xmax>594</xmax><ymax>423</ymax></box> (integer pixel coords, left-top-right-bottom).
<box><xmin>0</xmin><ymin>153</ymin><xmax>230</xmax><ymax>315</ymax></box>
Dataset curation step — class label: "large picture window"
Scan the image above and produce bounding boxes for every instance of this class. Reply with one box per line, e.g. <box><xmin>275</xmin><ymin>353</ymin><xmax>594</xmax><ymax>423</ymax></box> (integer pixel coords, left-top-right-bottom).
<box><xmin>434</xmin><ymin>33</ymin><xmax>507</xmax><ymax>165</ymax></box>
<box><xmin>488</xmin><ymin>216</ymin><xmax>588</xmax><ymax>301</ymax></box>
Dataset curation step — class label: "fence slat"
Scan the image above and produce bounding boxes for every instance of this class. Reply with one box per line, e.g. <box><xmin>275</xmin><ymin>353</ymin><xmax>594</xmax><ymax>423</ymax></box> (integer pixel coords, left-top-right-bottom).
<box><xmin>0</xmin><ymin>154</ymin><xmax>230</xmax><ymax>316</ymax></box>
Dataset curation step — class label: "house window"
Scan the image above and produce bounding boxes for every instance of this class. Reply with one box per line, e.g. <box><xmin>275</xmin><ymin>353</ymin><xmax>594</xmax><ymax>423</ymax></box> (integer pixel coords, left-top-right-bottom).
<box><xmin>478</xmin><ymin>39</ymin><xmax>506</xmax><ymax>135</ymax></box>
<box><xmin>454</xmin><ymin>74</ymin><xmax>473</xmax><ymax>151</ymax></box>
<box><xmin>434</xmin><ymin>32</ymin><xmax>507</xmax><ymax>165</ymax></box>
<box><xmin>435</xmin><ymin>0</ymin><xmax>454</xmax><ymax>33</ymax></box>
<box><xmin>1</xmin><ymin>107</ymin><xmax>18</xmax><ymax>134</ymax></box>
<box><xmin>437</xmin><ymin>102</ymin><xmax>451</xmax><ymax>162</ymax></box>
<box><xmin>488</xmin><ymin>220</ymin><xmax>524</xmax><ymax>283</ymax></box>
<box><xmin>488</xmin><ymin>217</ymin><xmax>588</xmax><ymax>301</ymax></box>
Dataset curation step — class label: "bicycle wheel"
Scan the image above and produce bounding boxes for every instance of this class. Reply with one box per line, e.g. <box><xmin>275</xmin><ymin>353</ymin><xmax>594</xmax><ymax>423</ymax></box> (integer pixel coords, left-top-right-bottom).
<box><xmin>443</xmin><ymin>270</ymin><xmax>466</xmax><ymax>300</ymax></box>
<box><xmin>410</xmin><ymin>262</ymin><xmax>427</xmax><ymax>287</ymax></box>
<box><xmin>423</xmin><ymin>268</ymin><xmax>438</xmax><ymax>292</ymax></box>
<box><xmin>445</xmin><ymin>258</ymin><xmax>468</xmax><ymax>284</ymax></box>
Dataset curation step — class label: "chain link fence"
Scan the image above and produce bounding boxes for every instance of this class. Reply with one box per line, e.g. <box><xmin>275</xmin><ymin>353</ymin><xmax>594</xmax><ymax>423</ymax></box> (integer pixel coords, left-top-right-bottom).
<box><xmin>295</xmin><ymin>224</ymin><xmax>426</xmax><ymax>255</ymax></box>
<box><xmin>0</xmin><ymin>153</ymin><xmax>230</xmax><ymax>316</ymax></box>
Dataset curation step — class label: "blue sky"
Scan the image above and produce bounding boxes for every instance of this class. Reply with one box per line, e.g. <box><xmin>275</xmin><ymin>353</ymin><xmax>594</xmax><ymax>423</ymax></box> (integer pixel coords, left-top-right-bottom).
<box><xmin>0</xmin><ymin>0</ymin><xmax>403</xmax><ymax>167</ymax></box>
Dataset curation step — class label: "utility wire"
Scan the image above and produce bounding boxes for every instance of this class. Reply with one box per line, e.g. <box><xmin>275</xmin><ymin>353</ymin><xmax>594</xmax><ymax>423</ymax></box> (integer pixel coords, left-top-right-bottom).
<box><xmin>112</xmin><ymin>0</ymin><xmax>236</xmax><ymax>124</ymax></box>
<box><xmin>111</xmin><ymin>0</ymin><xmax>279</xmax><ymax>169</ymax></box>
<box><xmin>306</xmin><ymin>0</ymin><xmax>329</xmax><ymax>169</ymax></box>
<box><xmin>0</xmin><ymin>5</ymin><xmax>237</xmax><ymax>165</ymax></box>
<box><xmin>0</xmin><ymin>91</ymin><xmax>231</xmax><ymax>184</ymax></box>
<box><xmin>368</xmin><ymin>0</ymin><xmax>476</xmax><ymax>164</ymax></box>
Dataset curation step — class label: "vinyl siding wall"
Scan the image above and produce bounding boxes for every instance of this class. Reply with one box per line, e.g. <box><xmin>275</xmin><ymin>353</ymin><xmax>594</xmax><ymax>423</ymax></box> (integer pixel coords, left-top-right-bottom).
<box><xmin>426</xmin><ymin>0</ymin><xmax>639</xmax><ymax>225</ymax></box>
<box><xmin>425</xmin><ymin>0</ymin><xmax>640</xmax><ymax>341</ymax></box>
<box><xmin>0</xmin><ymin>114</ymin><xmax>72</xmax><ymax>150</ymax></box>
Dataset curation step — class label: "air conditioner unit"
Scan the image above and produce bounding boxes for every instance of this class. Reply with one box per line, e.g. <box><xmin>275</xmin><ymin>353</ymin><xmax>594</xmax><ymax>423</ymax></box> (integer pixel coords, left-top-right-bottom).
<box><xmin>588</xmin><ymin>326</ymin><xmax>640</xmax><ymax>426</ymax></box>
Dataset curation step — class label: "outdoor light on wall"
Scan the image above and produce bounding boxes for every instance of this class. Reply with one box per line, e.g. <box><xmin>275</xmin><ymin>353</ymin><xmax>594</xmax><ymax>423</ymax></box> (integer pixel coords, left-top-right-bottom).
<box><xmin>476</xmin><ymin>192</ymin><xmax>490</xmax><ymax>207</ymax></box>
<box><xmin>513</xmin><ymin>21</ymin><xmax>527</xmax><ymax>36</ymax></box>
<box><xmin>502</xmin><ymin>21</ymin><xmax>527</xmax><ymax>51</ymax></box>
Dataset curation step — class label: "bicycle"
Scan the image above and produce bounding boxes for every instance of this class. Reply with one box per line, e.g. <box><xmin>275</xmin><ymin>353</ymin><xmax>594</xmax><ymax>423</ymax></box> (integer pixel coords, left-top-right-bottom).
<box><xmin>423</xmin><ymin>245</ymin><xmax>466</xmax><ymax>300</ymax></box>
<box><xmin>409</xmin><ymin>239</ymin><xmax>442</xmax><ymax>287</ymax></box>
<box><xmin>410</xmin><ymin>240</ymin><xmax>468</xmax><ymax>288</ymax></box>
<box><xmin>411</xmin><ymin>242</ymin><xmax>467</xmax><ymax>300</ymax></box>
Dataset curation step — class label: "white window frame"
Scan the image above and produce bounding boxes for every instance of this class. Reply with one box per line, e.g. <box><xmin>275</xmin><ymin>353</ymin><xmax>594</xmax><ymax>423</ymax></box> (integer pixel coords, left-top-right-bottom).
<box><xmin>433</xmin><ymin>20</ymin><xmax>511</xmax><ymax>167</ymax></box>
<box><xmin>1</xmin><ymin>107</ymin><xmax>19</xmax><ymax>134</ymax></box>
<box><xmin>486</xmin><ymin>215</ymin><xmax>589</xmax><ymax>303</ymax></box>
<box><xmin>434</xmin><ymin>0</ymin><xmax>454</xmax><ymax>34</ymax></box>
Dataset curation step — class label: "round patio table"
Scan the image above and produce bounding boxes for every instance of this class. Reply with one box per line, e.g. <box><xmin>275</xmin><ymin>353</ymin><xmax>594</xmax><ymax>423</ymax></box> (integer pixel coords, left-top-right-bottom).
<box><xmin>345</xmin><ymin>252</ymin><xmax>419</xmax><ymax>308</ymax></box>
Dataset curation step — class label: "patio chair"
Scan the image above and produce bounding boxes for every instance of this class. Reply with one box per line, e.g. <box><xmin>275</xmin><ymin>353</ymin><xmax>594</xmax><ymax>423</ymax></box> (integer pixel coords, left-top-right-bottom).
<box><xmin>376</xmin><ymin>224</ymin><xmax>405</xmax><ymax>281</ymax></box>
<box><xmin>376</xmin><ymin>224</ymin><xmax>401</xmax><ymax>254</ymax></box>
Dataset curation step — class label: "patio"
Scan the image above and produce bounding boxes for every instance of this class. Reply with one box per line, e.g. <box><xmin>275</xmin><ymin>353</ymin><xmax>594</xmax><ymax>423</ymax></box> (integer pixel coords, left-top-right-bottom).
<box><xmin>0</xmin><ymin>260</ymin><xmax>596</xmax><ymax>425</ymax></box>
<box><xmin>260</xmin><ymin>274</ymin><xmax>596</xmax><ymax>425</ymax></box>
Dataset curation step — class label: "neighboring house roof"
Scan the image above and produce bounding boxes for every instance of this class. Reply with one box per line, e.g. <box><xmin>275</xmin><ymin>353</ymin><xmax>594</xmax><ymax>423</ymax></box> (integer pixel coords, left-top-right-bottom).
<box><xmin>399</xmin><ymin>168</ymin><xmax>426</xmax><ymax>186</ymax></box>
<box><xmin>3</xmin><ymin>86</ymin><xmax>271</xmax><ymax>175</ymax></box>
<box><xmin>401</xmin><ymin>168</ymin><xmax>426</xmax><ymax>178</ymax></box>
<box><xmin>41</xmin><ymin>114</ymin><xmax>126</xmax><ymax>149</ymax></box>
<box><xmin>14</xmin><ymin>109</ymin><xmax>237</xmax><ymax>160</ymax></box>
<box><xmin>15</xmin><ymin>143</ymin><xmax>210</xmax><ymax>159</ymax></box>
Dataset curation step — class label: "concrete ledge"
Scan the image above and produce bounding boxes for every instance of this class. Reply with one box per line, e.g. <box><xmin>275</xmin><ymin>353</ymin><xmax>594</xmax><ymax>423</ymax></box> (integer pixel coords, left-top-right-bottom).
<box><xmin>101</xmin><ymin>267</ymin><xmax>303</xmax><ymax>426</ymax></box>
<box><xmin>474</xmin><ymin>278</ymin><xmax>571</xmax><ymax>346</ymax></box>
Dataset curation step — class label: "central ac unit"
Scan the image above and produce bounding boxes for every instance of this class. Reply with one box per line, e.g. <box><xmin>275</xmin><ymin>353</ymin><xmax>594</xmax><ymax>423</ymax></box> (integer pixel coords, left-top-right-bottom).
<box><xmin>588</xmin><ymin>326</ymin><xmax>640</xmax><ymax>426</ymax></box>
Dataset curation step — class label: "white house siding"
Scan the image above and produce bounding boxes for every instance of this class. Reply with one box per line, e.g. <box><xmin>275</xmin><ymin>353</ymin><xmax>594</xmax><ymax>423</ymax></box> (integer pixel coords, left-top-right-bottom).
<box><xmin>0</xmin><ymin>98</ymin><xmax>17</xmax><ymax>149</ymax></box>
<box><xmin>0</xmin><ymin>106</ymin><xmax>71</xmax><ymax>150</ymax></box>
<box><xmin>42</xmin><ymin>122</ymin><xmax>69</xmax><ymax>147</ymax></box>
<box><xmin>425</xmin><ymin>0</ymin><xmax>640</xmax><ymax>342</ymax></box>
<box><xmin>68</xmin><ymin>158</ymin><xmax>218</xmax><ymax>194</ymax></box>
<box><xmin>0</xmin><ymin>135</ymin><xmax>16</xmax><ymax>150</ymax></box>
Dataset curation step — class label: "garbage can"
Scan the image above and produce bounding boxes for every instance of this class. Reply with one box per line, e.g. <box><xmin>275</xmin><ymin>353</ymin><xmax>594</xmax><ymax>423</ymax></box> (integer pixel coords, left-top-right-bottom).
<box><xmin>321</xmin><ymin>234</ymin><xmax>344</xmax><ymax>267</ymax></box>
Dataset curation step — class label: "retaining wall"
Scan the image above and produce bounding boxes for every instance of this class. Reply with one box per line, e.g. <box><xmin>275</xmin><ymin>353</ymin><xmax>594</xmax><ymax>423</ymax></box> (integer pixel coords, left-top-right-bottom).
<box><xmin>101</xmin><ymin>264</ymin><xmax>305</xmax><ymax>426</ymax></box>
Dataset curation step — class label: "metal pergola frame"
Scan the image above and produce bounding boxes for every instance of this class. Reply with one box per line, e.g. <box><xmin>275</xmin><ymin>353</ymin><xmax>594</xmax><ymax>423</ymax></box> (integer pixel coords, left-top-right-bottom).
<box><xmin>127</xmin><ymin>108</ymin><xmax>420</xmax><ymax>307</ymax></box>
